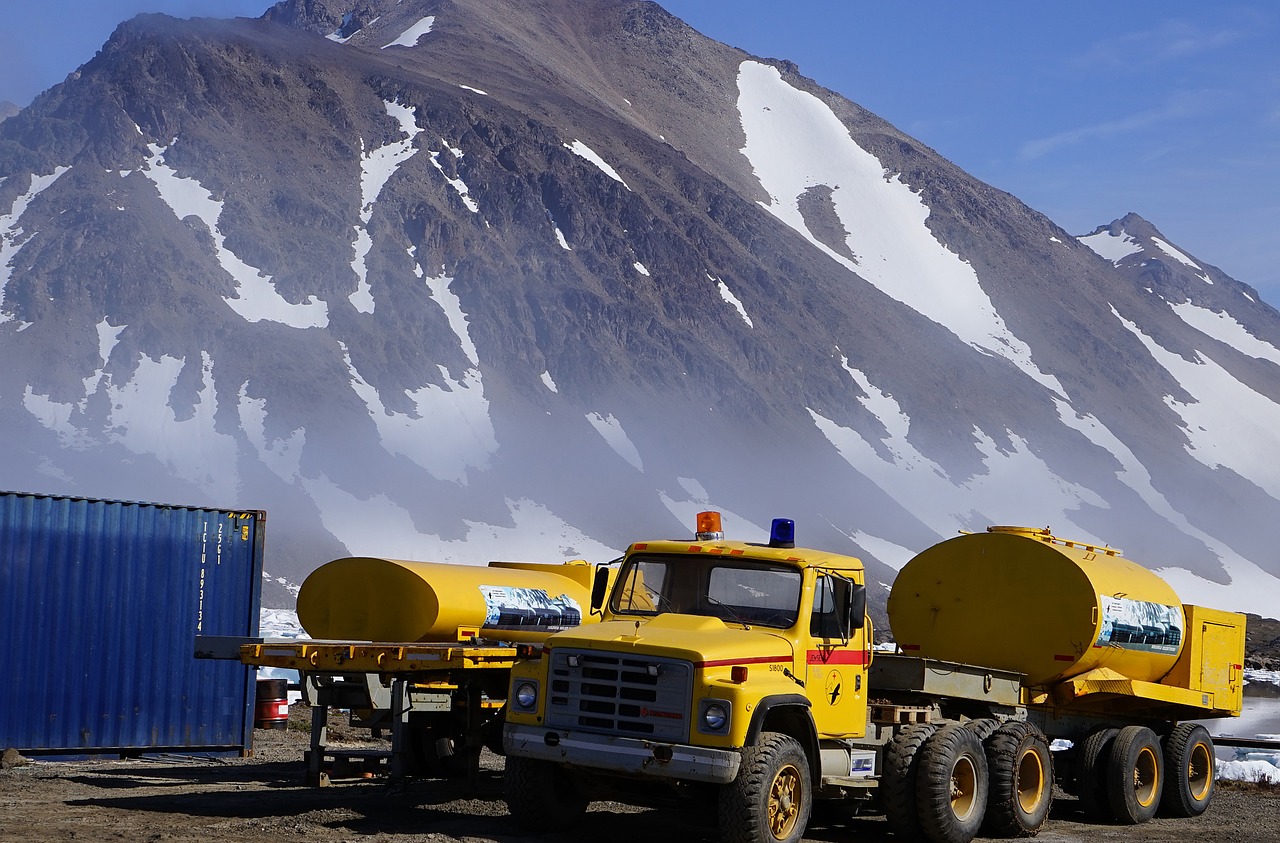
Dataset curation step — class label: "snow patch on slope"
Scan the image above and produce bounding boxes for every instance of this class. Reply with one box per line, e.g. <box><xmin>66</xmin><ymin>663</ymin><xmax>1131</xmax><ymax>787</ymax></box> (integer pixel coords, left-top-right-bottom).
<box><xmin>1171</xmin><ymin>302</ymin><xmax>1280</xmax><ymax>366</ymax></box>
<box><xmin>1152</xmin><ymin>236</ymin><xmax>1212</xmax><ymax>283</ymax></box>
<box><xmin>346</xmin><ymin>265</ymin><xmax>498</xmax><ymax>484</ymax></box>
<box><xmin>1079</xmin><ymin>229</ymin><xmax>1142</xmax><ymax>264</ymax></box>
<box><xmin>351</xmin><ymin>101</ymin><xmax>423</xmax><ymax>313</ymax></box>
<box><xmin>1050</xmin><ymin>398</ymin><xmax>1280</xmax><ymax>615</ymax></box>
<box><xmin>428</xmin><ymin>146</ymin><xmax>479</xmax><ymax>213</ymax></box>
<box><xmin>302</xmin><ymin>475</ymin><xmax>423</xmax><ymax>553</ymax></box>
<box><xmin>564</xmin><ymin>140</ymin><xmax>629</xmax><ymax>190</ymax></box>
<box><xmin>812</xmin><ymin>361</ymin><xmax>1104</xmax><ymax>537</ymax></box>
<box><xmin>238</xmin><ymin>383</ymin><xmax>305</xmax><ymax>481</ymax></box>
<box><xmin>400</xmin><ymin>368</ymin><xmax>497</xmax><ymax>481</ymax></box>
<box><xmin>143</xmin><ymin>144</ymin><xmax>328</xmax><ymax>328</ymax></box>
<box><xmin>1</xmin><ymin>167</ymin><xmax>69</xmax><ymax>323</ymax></box>
<box><xmin>1151</xmin><ymin>237</ymin><xmax>1201</xmax><ymax>270</ymax></box>
<box><xmin>1115</xmin><ymin>306</ymin><xmax>1280</xmax><ymax>500</ymax></box>
<box><xmin>843</xmin><ymin>529</ymin><xmax>916</xmax><ymax>572</ymax></box>
<box><xmin>383</xmin><ymin>16</ymin><xmax>434</xmax><ymax>49</ymax></box>
<box><xmin>343</xmin><ymin>344</ymin><xmax>496</xmax><ymax>484</ymax></box>
<box><xmin>21</xmin><ymin>387</ymin><xmax>84</xmax><ymax>447</ymax></box>
<box><xmin>735</xmin><ymin>62</ymin><xmax>1062</xmax><ymax>397</ymax></box>
<box><xmin>715</xmin><ymin>276</ymin><xmax>753</xmax><ymax>327</ymax></box>
<box><xmin>1156</xmin><ymin>556</ymin><xmax>1280</xmax><ymax>621</ymax></box>
<box><xmin>587</xmin><ymin>412</ymin><xmax>644</xmax><ymax>471</ymax></box>
<box><xmin>96</xmin><ymin>319</ymin><xmax>125</xmax><ymax>366</ymax></box>
<box><xmin>25</xmin><ymin>350</ymin><xmax>240</xmax><ymax>501</ymax></box>
<box><xmin>105</xmin><ymin>351</ymin><xmax>240</xmax><ymax>501</ymax></box>
<box><xmin>425</xmin><ymin>271</ymin><xmax>480</xmax><ymax>367</ymax></box>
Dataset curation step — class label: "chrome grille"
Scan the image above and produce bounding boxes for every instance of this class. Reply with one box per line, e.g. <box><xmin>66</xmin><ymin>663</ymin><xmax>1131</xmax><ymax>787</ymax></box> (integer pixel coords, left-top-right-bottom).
<box><xmin>545</xmin><ymin>649</ymin><xmax>693</xmax><ymax>741</ymax></box>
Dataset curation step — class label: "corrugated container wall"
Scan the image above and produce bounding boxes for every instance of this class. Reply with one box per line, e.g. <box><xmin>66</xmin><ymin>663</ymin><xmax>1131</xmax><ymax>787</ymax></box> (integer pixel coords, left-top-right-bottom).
<box><xmin>0</xmin><ymin>491</ymin><xmax>265</xmax><ymax>756</ymax></box>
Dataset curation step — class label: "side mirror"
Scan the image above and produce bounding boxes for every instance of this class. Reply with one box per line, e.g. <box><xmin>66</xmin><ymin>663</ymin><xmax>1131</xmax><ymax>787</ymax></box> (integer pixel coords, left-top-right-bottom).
<box><xmin>846</xmin><ymin>583</ymin><xmax>867</xmax><ymax>634</ymax></box>
<box><xmin>591</xmin><ymin>566</ymin><xmax>611</xmax><ymax>613</ymax></box>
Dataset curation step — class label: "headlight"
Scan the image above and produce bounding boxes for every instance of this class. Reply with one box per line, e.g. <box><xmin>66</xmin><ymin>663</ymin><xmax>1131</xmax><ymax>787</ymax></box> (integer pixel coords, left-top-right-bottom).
<box><xmin>703</xmin><ymin>703</ymin><xmax>728</xmax><ymax>731</ymax></box>
<box><xmin>514</xmin><ymin>680</ymin><xmax>539</xmax><ymax>711</ymax></box>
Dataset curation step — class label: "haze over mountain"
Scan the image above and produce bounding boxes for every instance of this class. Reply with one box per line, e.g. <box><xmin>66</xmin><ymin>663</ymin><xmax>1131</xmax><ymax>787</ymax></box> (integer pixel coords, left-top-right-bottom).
<box><xmin>2</xmin><ymin>0</ymin><xmax>1279</xmax><ymax>619</ymax></box>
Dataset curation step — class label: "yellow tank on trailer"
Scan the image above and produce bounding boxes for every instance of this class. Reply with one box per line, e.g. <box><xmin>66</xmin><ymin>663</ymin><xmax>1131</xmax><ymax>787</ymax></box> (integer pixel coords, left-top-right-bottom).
<box><xmin>297</xmin><ymin>556</ymin><xmax>602</xmax><ymax>644</ymax></box>
<box><xmin>888</xmin><ymin>526</ymin><xmax>1186</xmax><ymax>686</ymax></box>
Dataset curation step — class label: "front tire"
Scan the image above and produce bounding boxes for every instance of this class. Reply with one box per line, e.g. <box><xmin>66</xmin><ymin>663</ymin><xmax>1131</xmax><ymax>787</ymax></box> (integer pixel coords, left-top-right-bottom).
<box><xmin>983</xmin><ymin>721</ymin><xmax>1052</xmax><ymax>837</ymax></box>
<box><xmin>1106</xmin><ymin>725</ymin><xmax>1164</xmax><ymax>823</ymax></box>
<box><xmin>719</xmin><ymin>732</ymin><xmax>812</xmax><ymax>843</ymax></box>
<box><xmin>504</xmin><ymin>755</ymin><xmax>588</xmax><ymax>832</ymax></box>
<box><xmin>916</xmin><ymin>724</ymin><xmax>989</xmax><ymax>843</ymax></box>
<box><xmin>1159</xmin><ymin>723</ymin><xmax>1215</xmax><ymax>818</ymax></box>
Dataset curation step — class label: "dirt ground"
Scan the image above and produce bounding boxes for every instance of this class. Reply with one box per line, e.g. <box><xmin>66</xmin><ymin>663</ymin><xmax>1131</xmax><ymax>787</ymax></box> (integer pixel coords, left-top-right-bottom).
<box><xmin>1</xmin><ymin>710</ymin><xmax>1277</xmax><ymax>843</ymax></box>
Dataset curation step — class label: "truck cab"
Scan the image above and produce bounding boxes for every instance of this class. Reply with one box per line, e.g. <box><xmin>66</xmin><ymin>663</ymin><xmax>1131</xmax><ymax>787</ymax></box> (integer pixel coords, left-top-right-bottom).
<box><xmin>503</xmin><ymin>512</ymin><xmax>873</xmax><ymax>843</ymax></box>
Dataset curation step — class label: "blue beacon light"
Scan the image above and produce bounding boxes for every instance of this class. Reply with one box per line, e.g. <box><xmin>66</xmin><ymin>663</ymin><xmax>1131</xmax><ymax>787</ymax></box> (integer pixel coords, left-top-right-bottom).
<box><xmin>769</xmin><ymin>518</ymin><xmax>795</xmax><ymax>548</ymax></box>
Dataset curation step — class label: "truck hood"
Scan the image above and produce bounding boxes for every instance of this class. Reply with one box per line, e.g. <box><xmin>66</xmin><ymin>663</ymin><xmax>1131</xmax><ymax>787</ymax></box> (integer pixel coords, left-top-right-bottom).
<box><xmin>546</xmin><ymin>613</ymin><xmax>795</xmax><ymax>664</ymax></box>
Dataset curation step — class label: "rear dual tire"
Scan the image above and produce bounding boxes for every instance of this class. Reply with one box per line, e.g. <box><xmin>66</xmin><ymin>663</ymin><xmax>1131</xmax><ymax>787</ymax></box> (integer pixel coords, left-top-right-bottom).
<box><xmin>1107</xmin><ymin>725</ymin><xmax>1165</xmax><ymax>824</ymax></box>
<box><xmin>1076</xmin><ymin>724</ymin><xmax>1174</xmax><ymax>824</ymax></box>
<box><xmin>983</xmin><ymin>721</ymin><xmax>1053</xmax><ymax>838</ymax></box>
<box><xmin>887</xmin><ymin>720</ymin><xmax>1052</xmax><ymax>842</ymax></box>
<box><xmin>1159</xmin><ymin>723</ymin><xmax>1215</xmax><ymax>818</ymax></box>
<box><xmin>916</xmin><ymin>724</ymin><xmax>990</xmax><ymax>843</ymax></box>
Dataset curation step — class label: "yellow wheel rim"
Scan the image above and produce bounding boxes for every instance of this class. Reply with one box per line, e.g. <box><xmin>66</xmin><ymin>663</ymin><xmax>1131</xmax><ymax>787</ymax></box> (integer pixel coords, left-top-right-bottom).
<box><xmin>768</xmin><ymin>763</ymin><xmax>803</xmax><ymax>839</ymax></box>
<box><xmin>950</xmin><ymin>755</ymin><xmax>979</xmax><ymax>820</ymax></box>
<box><xmin>1188</xmin><ymin>741</ymin><xmax>1213</xmax><ymax>801</ymax></box>
<box><xmin>1016</xmin><ymin>747</ymin><xmax>1046</xmax><ymax>814</ymax></box>
<box><xmin>1134</xmin><ymin>745</ymin><xmax>1160</xmax><ymax>808</ymax></box>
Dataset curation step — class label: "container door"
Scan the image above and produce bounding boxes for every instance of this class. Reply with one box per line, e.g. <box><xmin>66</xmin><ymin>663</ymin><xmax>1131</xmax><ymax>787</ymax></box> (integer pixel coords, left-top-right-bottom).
<box><xmin>1199</xmin><ymin>621</ymin><xmax>1243</xmax><ymax>702</ymax></box>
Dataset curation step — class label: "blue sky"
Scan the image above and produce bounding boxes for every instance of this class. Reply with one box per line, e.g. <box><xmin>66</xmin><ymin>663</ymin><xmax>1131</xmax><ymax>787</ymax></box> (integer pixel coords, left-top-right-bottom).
<box><xmin>4</xmin><ymin>1</ymin><xmax>1278</xmax><ymax>301</ymax></box>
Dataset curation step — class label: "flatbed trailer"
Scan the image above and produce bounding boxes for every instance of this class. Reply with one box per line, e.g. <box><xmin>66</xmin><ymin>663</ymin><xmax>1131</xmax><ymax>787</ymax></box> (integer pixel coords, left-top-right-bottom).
<box><xmin>203</xmin><ymin>638</ymin><xmax>528</xmax><ymax>785</ymax></box>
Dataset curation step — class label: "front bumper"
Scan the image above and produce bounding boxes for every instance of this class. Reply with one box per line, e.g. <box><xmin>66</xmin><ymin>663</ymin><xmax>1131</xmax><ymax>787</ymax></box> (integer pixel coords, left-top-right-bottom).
<box><xmin>503</xmin><ymin>722</ymin><xmax>742</xmax><ymax>784</ymax></box>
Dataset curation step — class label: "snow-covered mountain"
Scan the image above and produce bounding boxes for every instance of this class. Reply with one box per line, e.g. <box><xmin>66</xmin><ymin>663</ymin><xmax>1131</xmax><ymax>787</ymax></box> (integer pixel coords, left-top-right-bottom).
<box><xmin>3</xmin><ymin>0</ymin><xmax>1279</xmax><ymax>619</ymax></box>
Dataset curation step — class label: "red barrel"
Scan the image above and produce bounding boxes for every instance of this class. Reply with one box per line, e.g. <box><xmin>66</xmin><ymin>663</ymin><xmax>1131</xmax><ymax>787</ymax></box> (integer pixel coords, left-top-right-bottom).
<box><xmin>254</xmin><ymin>678</ymin><xmax>289</xmax><ymax>730</ymax></box>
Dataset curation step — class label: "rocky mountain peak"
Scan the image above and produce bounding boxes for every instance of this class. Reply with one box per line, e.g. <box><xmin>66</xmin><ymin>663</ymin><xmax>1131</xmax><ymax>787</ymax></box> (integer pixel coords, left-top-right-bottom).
<box><xmin>2</xmin><ymin>1</ymin><xmax>1279</xmax><ymax>618</ymax></box>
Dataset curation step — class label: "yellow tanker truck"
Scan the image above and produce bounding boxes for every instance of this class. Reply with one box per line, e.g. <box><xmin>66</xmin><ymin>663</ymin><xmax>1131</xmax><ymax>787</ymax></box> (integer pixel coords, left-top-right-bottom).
<box><xmin>502</xmin><ymin>515</ymin><xmax>1245</xmax><ymax>843</ymax></box>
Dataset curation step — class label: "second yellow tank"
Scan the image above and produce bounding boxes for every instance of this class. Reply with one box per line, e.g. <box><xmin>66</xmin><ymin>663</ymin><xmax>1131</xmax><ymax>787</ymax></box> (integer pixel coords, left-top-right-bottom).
<box><xmin>887</xmin><ymin>526</ymin><xmax>1185</xmax><ymax>686</ymax></box>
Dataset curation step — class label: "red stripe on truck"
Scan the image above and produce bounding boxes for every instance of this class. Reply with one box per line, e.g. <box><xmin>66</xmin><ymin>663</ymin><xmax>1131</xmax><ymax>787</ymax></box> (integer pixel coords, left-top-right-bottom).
<box><xmin>696</xmin><ymin>654</ymin><xmax>791</xmax><ymax>668</ymax></box>
<box><xmin>806</xmin><ymin>649</ymin><xmax>870</xmax><ymax>666</ymax></box>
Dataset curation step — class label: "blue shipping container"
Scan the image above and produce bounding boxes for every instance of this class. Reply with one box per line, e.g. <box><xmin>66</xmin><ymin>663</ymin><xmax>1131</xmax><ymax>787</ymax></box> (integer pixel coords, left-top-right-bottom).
<box><xmin>0</xmin><ymin>491</ymin><xmax>265</xmax><ymax>756</ymax></box>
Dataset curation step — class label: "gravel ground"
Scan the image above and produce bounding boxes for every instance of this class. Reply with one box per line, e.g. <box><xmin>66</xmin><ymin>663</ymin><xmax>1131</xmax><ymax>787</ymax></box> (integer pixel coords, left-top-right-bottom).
<box><xmin>1</xmin><ymin>710</ymin><xmax>1277</xmax><ymax>843</ymax></box>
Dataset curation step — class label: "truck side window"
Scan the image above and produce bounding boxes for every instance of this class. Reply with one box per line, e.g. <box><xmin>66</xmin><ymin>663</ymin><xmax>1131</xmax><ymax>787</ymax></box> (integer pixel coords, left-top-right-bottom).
<box><xmin>811</xmin><ymin>575</ymin><xmax>847</xmax><ymax>640</ymax></box>
<box><xmin>613</xmin><ymin>559</ymin><xmax>669</xmax><ymax>614</ymax></box>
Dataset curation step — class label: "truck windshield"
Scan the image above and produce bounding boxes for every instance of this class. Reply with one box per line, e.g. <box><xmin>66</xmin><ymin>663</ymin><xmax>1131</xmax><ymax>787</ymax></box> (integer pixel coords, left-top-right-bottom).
<box><xmin>611</xmin><ymin>553</ymin><xmax>802</xmax><ymax>629</ymax></box>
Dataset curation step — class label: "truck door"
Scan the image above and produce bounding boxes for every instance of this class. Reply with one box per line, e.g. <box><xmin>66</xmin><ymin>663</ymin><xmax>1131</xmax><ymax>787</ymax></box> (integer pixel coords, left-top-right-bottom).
<box><xmin>805</xmin><ymin>574</ymin><xmax>868</xmax><ymax>739</ymax></box>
